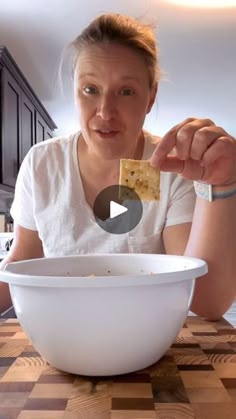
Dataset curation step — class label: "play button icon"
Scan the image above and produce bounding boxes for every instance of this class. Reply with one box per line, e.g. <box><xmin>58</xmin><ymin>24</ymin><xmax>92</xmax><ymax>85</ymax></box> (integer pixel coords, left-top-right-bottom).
<box><xmin>110</xmin><ymin>201</ymin><xmax>128</xmax><ymax>219</ymax></box>
<box><xmin>93</xmin><ymin>185</ymin><xmax>143</xmax><ymax>234</ymax></box>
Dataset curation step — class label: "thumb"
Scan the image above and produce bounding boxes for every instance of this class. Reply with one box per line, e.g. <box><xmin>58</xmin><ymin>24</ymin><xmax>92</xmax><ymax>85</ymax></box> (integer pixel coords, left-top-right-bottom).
<box><xmin>151</xmin><ymin>156</ymin><xmax>184</xmax><ymax>174</ymax></box>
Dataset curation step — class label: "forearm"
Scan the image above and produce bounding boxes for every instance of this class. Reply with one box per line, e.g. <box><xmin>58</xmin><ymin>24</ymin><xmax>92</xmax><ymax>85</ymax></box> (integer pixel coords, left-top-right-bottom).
<box><xmin>0</xmin><ymin>225</ymin><xmax>44</xmax><ymax>314</ymax></box>
<box><xmin>0</xmin><ymin>255</ymin><xmax>19</xmax><ymax>313</ymax></box>
<box><xmin>185</xmin><ymin>195</ymin><xmax>236</xmax><ymax>320</ymax></box>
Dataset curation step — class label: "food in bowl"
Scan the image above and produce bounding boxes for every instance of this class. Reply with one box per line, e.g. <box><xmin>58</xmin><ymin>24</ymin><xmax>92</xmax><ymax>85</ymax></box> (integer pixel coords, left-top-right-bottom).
<box><xmin>1</xmin><ymin>253</ymin><xmax>207</xmax><ymax>376</ymax></box>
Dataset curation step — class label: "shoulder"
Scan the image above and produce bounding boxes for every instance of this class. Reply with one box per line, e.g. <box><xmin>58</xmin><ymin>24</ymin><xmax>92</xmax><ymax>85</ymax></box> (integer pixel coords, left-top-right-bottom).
<box><xmin>30</xmin><ymin>132</ymin><xmax>79</xmax><ymax>155</ymax></box>
<box><xmin>144</xmin><ymin>130</ymin><xmax>161</xmax><ymax>143</ymax></box>
<box><xmin>143</xmin><ymin>130</ymin><xmax>161</xmax><ymax>146</ymax></box>
<box><xmin>24</xmin><ymin>132</ymin><xmax>79</xmax><ymax>169</ymax></box>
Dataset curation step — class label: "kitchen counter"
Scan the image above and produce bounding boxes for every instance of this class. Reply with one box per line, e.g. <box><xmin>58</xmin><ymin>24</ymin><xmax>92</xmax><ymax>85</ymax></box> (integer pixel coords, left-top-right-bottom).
<box><xmin>0</xmin><ymin>316</ymin><xmax>236</xmax><ymax>418</ymax></box>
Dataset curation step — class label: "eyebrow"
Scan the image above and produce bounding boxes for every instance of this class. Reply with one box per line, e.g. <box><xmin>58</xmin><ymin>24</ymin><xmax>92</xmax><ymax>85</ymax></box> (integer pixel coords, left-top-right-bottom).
<box><xmin>79</xmin><ymin>73</ymin><xmax>142</xmax><ymax>83</ymax></box>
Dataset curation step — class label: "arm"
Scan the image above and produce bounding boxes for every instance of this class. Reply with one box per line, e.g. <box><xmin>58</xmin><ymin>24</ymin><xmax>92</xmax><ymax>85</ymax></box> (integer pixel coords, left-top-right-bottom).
<box><xmin>0</xmin><ymin>224</ymin><xmax>44</xmax><ymax>313</ymax></box>
<box><xmin>163</xmin><ymin>198</ymin><xmax>236</xmax><ymax>320</ymax></box>
<box><xmin>152</xmin><ymin>118</ymin><xmax>236</xmax><ymax>321</ymax></box>
<box><xmin>185</xmin><ymin>195</ymin><xmax>236</xmax><ymax>320</ymax></box>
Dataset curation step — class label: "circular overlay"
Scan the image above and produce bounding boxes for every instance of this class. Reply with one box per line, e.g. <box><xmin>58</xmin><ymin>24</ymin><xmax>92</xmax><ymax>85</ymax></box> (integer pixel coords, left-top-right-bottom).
<box><xmin>93</xmin><ymin>185</ymin><xmax>143</xmax><ymax>234</ymax></box>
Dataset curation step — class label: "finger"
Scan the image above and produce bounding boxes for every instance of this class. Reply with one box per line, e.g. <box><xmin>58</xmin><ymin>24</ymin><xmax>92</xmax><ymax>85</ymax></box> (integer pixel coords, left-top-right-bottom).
<box><xmin>150</xmin><ymin>118</ymin><xmax>214</xmax><ymax>166</ymax></box>
<box><xmin>201</xmin><ymin>136</ymin><xmax>236</xmax><ymax>166</ymax></box>
<box><xmin>159</xmin><ymin>156</ymin><xmax>205</xmax><ymax>180</ymax></box>
<box><xmin>158</xmin><ymin>156</ymin><xmax>185</xmax><ymax>173</ymax></box>
<box><xmin>150</xmin><ymin>129</ymin><xmax>177</xmax><ymax>167</ymax></box>
<box><xmin>175</xmin><ymin>119</ymin><xmax>214</xmax><ymax>160</ymax></box>
<box><xmin>190</xmin><ymin>126</ymin><xmax>229</xmax><ymax>161</ymax></box>
<box><xmin>150</xmin><ymin>118</ymin><xmax>196</xmax><ymax>166</ymax></box>
<box><xmin>198</xmin><ymin>137</ymin><xmax>236</xmax><ymax>184</ymax></box>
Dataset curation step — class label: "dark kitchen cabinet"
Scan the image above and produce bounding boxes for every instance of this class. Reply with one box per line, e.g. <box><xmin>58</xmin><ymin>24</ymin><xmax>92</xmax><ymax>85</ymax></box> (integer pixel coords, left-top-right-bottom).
<box><xmin>21</xmin><ymin>91</ymin><xmax>35</xmax><ymax>164</ymax></box>
<box><xmin>1</xmin><ymin>68</ymin><xmax>21</xmax><ymax>188</ymax></box>
<box><xmin>35</xmin><ymin>111</ymin><xmax>53</xmax><ymax>143</ymax></box>
<box><xmin>0</xmin><ymin>46</ymin><xmax>57</xmax><ymax>192</ymax></box>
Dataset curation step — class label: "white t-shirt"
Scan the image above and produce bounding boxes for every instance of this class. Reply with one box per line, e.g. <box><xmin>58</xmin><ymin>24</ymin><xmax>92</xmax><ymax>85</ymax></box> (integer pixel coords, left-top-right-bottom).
<box><xmin>11</xmin><ymin>131</ymin><xmax>196</xmax><ymax>257</ymax></box>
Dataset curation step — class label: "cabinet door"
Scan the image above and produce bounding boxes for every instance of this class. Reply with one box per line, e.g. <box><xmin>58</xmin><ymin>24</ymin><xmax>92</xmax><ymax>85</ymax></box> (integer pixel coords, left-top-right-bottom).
<box><xmin>21</xmin><ymin>92</ymin><xmax>35</xmax><ymax>164</ymax></box>
<box><xmin>35</xmin><ymin>111</ymin><xmax>45</xmax><ymax>143</ymax></box>
<box><xmin>1</xmin><ymin>68</ymin><xmax>21</xmax><ymax>188</ymax></box>
<box><xmin>45</xmin><ymin>126</ymin><xmax>53</xmax><ymax>139</ymax></box>
<box><xmin>35</xmin><ymin>111</ymin><xmax>54</xmax><ymax>143</ymax></box>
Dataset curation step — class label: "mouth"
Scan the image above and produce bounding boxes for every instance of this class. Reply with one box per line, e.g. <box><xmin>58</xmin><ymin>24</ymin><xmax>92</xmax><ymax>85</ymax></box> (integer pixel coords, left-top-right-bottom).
<box><xmin>94</xmin><ymin>129</ymin><xmax>119</xmax><ymax>139</ymax></box>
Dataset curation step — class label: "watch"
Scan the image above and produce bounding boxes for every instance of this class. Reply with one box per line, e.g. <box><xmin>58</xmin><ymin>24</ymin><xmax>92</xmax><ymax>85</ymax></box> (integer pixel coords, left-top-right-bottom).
<box><xmin>194</xmin><ymin>181</ymin><xmax>236</xmax><ymax>202</ymax></box>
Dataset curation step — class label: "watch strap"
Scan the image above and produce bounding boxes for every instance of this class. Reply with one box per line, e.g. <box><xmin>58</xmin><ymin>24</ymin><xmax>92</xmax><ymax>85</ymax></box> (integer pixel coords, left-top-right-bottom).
<box><xmin>194</xmin><ymin>181</ymin><xmax>236</xmax><ymax>202</ymax></box>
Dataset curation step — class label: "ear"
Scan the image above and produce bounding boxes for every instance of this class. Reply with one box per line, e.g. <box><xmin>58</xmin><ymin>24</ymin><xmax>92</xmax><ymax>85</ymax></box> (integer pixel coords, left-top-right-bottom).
<box><xmin>147</xmin><ymin>83</ymin><xmax>158</xmax><ymax>114</ymax></box>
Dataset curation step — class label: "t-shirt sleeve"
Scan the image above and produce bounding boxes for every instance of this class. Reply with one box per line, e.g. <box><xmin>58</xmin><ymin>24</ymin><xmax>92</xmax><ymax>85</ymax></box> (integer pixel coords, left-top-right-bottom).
<box><xmin>164</xmin><ymin>175</ymin><xmax>196</xmax><ymax>227</ymax></box>
<box><xmin>10</xmin><ymin>149</ymin><xmax>37</xmax><ymax>231</ymax></box>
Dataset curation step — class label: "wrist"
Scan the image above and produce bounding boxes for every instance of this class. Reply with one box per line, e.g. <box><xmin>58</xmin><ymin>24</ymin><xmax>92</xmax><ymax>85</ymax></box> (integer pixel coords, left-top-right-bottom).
<box><xmin>194</xmin><ymin>180</ymin><xmax>236</xmax><ymax>202</ymax></box>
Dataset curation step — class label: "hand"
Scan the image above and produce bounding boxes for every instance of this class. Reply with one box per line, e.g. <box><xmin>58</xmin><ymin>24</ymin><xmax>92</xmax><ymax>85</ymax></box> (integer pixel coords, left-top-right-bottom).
<box><xmin>150</xmin><ymin>118</ymin><xmax>236</xmax><ymax>186</ymax></box>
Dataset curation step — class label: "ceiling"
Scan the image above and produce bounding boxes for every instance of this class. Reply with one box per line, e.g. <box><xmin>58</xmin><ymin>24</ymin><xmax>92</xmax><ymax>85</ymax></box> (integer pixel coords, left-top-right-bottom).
<box><xmin>0</xmin><ymin>0</ymin><xmax>236</xmax><ymax>138</ymax></box>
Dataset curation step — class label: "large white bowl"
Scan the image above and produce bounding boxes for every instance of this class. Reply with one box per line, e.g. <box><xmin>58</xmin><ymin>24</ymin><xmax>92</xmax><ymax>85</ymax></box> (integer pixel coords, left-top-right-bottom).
<box><xmin>1</xmin><ymin>254</ymin><xmax>207</xmax><ymax>376</ymax></box>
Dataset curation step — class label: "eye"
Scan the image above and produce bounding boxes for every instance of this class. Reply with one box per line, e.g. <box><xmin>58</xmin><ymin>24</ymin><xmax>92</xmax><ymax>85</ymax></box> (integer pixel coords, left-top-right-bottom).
<box><xmin>83</xmin><ymin>86</ymin><xmax>98</xmax><ymax>94</ymax></box>
<box><xmin>120</xmin><ymin>88</ymin><xmax>135</xmax><ymax>96</ymax></box>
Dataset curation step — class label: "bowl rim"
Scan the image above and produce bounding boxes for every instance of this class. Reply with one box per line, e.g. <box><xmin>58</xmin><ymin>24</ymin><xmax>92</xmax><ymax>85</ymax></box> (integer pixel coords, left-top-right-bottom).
<box><xmin>0</xmin><ymin>254</ymin><xmax>208</xmax><ymax>288</ymax></box>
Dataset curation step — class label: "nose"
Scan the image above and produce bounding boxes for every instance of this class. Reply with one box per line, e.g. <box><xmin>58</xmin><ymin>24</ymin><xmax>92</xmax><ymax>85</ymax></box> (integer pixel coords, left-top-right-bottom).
<box><xmin>97</xmin><ymin>92</ymin><xmax>117</xmax><ymax>120</ymax></box>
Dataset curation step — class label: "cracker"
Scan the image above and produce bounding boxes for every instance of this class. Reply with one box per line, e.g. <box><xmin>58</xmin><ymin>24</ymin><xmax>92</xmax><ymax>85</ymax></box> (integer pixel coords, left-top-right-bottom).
<box><xmin>119</xmin><ymin>159</ymin><xmax>160</xmax><ymax>201</ymax></box>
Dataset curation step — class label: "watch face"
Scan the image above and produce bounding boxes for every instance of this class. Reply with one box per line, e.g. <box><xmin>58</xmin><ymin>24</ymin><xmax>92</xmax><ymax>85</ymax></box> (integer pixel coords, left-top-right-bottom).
<box><xmin>194</xmin><ymin>181</ymin><xmax>212</xmax><ymax>201</ymax></box>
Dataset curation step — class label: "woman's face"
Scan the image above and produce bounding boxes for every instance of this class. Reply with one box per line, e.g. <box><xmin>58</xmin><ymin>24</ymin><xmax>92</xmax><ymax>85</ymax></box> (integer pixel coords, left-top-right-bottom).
<box><xmin>74</xmin><ymin>43</ymin><xmax>157</xmax><ymax>160</ymax></box>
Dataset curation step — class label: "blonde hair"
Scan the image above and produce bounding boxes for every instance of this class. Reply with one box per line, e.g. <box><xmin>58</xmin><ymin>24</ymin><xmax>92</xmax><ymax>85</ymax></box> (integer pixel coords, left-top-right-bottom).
<box><xmin>68</xmin><ymin>13</ymin><xmax>160</xmax><ymax>88</ymax></box>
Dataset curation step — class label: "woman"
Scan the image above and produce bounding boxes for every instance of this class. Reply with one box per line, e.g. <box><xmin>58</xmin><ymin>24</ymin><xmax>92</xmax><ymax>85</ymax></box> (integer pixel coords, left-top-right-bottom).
<box><xmin>0</xmin><ymin>13</ymin><xmax>236</xmax><ymax>319</ymax></box>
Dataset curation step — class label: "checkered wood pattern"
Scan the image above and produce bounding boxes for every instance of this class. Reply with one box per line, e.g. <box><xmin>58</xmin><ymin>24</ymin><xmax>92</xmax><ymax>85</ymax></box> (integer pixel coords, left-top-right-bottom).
<box><xmin>0</xmin><ymin>316</ymin><xmax>236</xmax><ymax>418</ymax></box>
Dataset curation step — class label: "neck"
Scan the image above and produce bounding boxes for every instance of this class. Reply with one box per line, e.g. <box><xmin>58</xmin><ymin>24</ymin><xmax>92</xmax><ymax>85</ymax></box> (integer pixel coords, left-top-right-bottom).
<box><xmin>77</xmin><ymin>132</ymin><xmax>145</xmax><ymax>183</ymax></box>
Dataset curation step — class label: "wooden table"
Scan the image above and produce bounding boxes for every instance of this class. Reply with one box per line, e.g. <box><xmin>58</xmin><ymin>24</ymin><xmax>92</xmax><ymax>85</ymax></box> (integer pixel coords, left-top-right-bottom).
<box><xmin>0</xmin><ymin>316</ymin><xmax>236</xmax><ymax>419</ymax></box>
